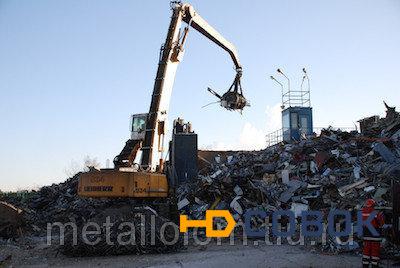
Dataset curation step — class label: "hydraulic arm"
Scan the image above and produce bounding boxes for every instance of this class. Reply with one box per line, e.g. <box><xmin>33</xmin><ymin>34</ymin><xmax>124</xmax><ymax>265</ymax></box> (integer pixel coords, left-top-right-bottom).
<box><xmin>140</xmin><ymin>2</ymin><xmax>248</xmax><ymax>171</ymax></box>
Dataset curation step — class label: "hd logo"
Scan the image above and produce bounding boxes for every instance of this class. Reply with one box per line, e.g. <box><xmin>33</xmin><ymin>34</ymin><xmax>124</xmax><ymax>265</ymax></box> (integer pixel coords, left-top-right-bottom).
<box><xmin>180</xmin><ymin>210</ymin><xmax>236</xmax><ymax>237</ymax></box>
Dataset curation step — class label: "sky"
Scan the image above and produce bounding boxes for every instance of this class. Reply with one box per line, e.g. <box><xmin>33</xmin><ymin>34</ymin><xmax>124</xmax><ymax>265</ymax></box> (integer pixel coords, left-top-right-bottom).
<box><xmin>1</xmin><ymin>0</ymin><xmax>399</xmax><ymax>191</ymax></box>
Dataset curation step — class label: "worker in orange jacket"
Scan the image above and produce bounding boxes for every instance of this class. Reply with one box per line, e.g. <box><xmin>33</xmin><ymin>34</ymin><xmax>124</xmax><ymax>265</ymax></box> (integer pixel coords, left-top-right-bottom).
<box><xmin>362</xmin><ymin>199</ymin><xmax>384</xmax><ymax>268</ymax></box>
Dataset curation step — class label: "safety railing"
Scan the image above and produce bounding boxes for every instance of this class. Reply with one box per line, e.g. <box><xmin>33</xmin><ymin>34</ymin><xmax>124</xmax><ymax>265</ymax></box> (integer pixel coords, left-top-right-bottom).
<box><xmin>282</xmin><ymin>90</ymin><xmax>311</xmax><ymax>108</ymax></box>
<box><xmin>266</xmin><ymin>128</ymin><xmax>285</xmax><ymax>147</ymax></box>
<box><xmin>266</xmin><ymin>126</ymin><xmax>358</xmax><ymax>147</ymax></box>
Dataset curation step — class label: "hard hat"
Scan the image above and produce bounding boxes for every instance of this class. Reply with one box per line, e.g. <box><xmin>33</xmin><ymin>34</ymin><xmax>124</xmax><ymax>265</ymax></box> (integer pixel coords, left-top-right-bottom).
<box><xmin>365</xmin><ymin>199</ymin><xmax>376</xmax><ymax>208</ymax></box>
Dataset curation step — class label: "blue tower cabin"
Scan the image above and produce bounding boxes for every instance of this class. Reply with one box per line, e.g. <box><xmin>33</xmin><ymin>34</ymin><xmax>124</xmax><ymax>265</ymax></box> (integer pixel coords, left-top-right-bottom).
<box><xmin>271</xmin><ymin>68</ymin><xmax>314</xmax><ymax>143</ymax></box>
<box><xmin>282</xmin><ymin>106</ymin><xmax>313</xmax><ymax>142</ymax></box>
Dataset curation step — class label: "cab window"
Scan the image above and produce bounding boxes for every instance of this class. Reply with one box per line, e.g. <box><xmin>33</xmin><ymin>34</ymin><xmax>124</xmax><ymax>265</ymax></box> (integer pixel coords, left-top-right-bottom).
<box><xmin>132</xmin><ymin>117</ymin><xmax>146</xmax><ymax>133</ymax></box>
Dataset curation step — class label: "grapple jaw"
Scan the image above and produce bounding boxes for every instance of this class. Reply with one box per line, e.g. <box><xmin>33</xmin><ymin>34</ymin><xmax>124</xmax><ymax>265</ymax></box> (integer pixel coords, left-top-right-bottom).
<box><xmin>220</xmin><ymin>91</ymin><xmax>248</xmax><ymax>111</ymax></box>
<box><xmin>207</xmin><ymin>69</ymin><xmax>249</xmax><ymax>112</ymax></box>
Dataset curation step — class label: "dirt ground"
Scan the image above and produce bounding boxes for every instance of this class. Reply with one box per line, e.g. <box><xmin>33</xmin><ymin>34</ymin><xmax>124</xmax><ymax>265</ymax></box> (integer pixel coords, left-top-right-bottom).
<box><xmin>1</xmin><ymin>237</ymin><xmax>382</xmax><ymax>268</ymax></box>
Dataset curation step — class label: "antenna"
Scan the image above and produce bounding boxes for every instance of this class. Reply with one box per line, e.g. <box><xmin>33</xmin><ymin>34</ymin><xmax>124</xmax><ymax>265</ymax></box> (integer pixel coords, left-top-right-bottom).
<box><xmin>270</xmin><ymin>75</ymin><xmax>285</xmax><ymax>109</ymax></box>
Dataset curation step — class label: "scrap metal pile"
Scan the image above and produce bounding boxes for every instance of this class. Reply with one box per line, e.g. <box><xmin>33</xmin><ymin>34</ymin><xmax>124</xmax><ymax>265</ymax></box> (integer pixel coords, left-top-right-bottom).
<box><xmin>0</xmin><ymin>174</ymin><xmax>100</xmax><ymax>233</ymax></box>
<box><xmin>60</xmin><ymin>205</ymin><xmax>181</xmax><ymax>256</ymax></box>
<box><xmin>0</xmin><ymin>202</ymin><xmax>24</xmax><ymax>239</ymax></box>
<box><xmin>181</xmin><ymin>131</ymin><xmax>399</xmax><ymax>218</ymax></box>
<box><xmin>178</xmin><ymin>103</ymin><xmax>400</xmax><ymax>254</ymax></box>
<box><xmin>1</xmin><ymin>103</ymin><xmax>399</xmax><ymax>257</ymax></box>
<box><xmin>0</xmin><ymin>176</ymin><xmax>181</xmax><ymax>256</ymax></box>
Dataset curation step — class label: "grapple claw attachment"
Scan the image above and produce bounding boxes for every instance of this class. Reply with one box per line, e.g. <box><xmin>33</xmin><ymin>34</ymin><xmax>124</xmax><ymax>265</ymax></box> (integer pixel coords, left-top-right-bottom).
<box><xmin>207</xmin><ymin>70</ymin><xmax>249</xmax><ymax>112</ymax></box>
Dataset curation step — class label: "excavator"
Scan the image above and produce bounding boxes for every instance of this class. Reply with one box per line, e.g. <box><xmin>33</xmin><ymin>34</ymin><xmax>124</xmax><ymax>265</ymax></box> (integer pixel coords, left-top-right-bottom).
<box><xmin>70</xmin><ymin>1</ymin><xmax>248</xmax><ymax>255</ymax></box>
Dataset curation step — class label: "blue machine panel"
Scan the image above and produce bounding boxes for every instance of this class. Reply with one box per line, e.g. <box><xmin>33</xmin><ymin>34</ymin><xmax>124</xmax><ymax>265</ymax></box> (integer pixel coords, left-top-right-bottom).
<box><xmin>171</xmin><ymin>133</ymin><xmax>198</xmax><ymax>185</ymax></box>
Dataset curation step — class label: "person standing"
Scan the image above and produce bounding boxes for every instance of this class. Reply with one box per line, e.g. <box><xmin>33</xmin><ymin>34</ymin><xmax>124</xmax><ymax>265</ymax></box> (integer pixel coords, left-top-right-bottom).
<box><xmin>362</xmin><ymin>199</ymin><xmax>385</xmax><ymax>268</ymax></box>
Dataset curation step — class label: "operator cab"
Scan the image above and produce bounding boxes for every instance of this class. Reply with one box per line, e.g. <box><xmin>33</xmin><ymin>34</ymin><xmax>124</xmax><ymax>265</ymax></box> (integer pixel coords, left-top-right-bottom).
<box><xmin>130</xmin><ymin>113</ymin><xmax>147</xmax><ymax>140</ymax></box>
<box><xmin>113</xmin><ymin>113</ymin><xmax>148</xmax><ymax>169</ymax></box>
